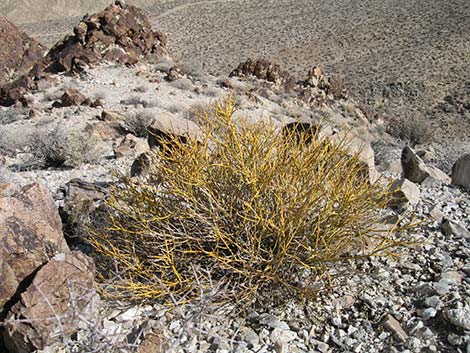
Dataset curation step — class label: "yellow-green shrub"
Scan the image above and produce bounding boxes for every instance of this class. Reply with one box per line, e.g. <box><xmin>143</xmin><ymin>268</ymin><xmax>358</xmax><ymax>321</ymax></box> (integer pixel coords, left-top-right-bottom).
<box><xmin>89</xmin><ymin>96</ymin><xmax>407</xmax><ymax>302</ymax></box>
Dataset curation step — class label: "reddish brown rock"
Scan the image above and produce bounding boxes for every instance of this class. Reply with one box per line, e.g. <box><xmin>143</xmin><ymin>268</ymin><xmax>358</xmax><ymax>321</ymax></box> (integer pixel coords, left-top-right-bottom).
<box><xmin>54</xmin><ymin>88</ymin><xmax>87</xmax><ymax>107</ymax></box>
<box><xmin>3</xmin><ymin>252</ymin><xmax>99</xmax><ymax>353</ymax></box>
<box><xmin>45</xmin><ymin>1</ymin><xmax>170</xmax><ymax>74</ymax></box>
<box><xmin>230</xmin><ymin>58</ymin><xmax>291</xmax><ymax>86</ymax></box>
<box><xmin>0</xmin><ymin>183</ymin><xmax>69</xmax><ymax>312</ymax></box>
<box><xmin>0</xmin><ymin>16</ymin><xmax>45</xmax><ymax>85</ymax></box>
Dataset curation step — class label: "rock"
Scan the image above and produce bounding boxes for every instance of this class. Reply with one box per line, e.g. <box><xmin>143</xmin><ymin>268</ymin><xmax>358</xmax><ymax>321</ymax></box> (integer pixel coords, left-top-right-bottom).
<box><xmin>114</xmin><ymin>134</ymin><xmax>149</xmax><ymax>158</ymax></box>
<box><xmin>147</xmin><ymin>113</ymin><xmax>203</xmax><ymax>149</ymax></box>
<box><xmin>438</xmin><ymin>271</ymin><xmax>464</xmax><ymax>285</ymax></box>
<box><xmin>389</xmin><ymin>178</ymin><xmax>420</xmax><ymax>209</ymax></box>
<box><xmin>381</xmin><ymin>314</ymin><xmax>408</xmax><ymax>343</ymax></box>
<box><xmin>421</xmin><ymin>308</ymin><xmax>437</xmax><ymax>320</ymax></box>
<box><xmin>440</xmin><ymin>218</ymin><xmax>470</xmax><ymax>239</ymax></box>
<box><xmin>100</xmin><ymin>110</ymin><xmax>126</xmax><ymax>122</ymax></box>
<box><xmin>137</xmin><ymin>331</ymin><xmax>171</xmax><ymax>353</ymax></box>
<box><xmin>0</xmin><ymin>183</ymin><xmax>69</xmax><ymax>312</ymax></box>
<box><xmin>131</xmin><ymin>152</ymin><xmax>152</xmax><ymax>178</ymax></box>
<box><xmin>330</xmin><ymin>131</ymin><xmax>380</xmax><ymax>183</ymax></box>
<box><xmin>281</xmin><ymin>121</ymin><xmax>320</xmax><ymax>144</ymax></box>
<box><xmin>60</xmin><ymin>179</ymin><xmax>109</xmax><ymax>243</ymax></box>
<box><xmin>426</xmin><ymin>166</ymin><xmax>450</xmax><ymax>184</ymax></box>
<box><xmin>45</xmin><ymin>1</ymin><xmax>170</xmax><ymax>74</ymax></box>
<box><xmin>451</xmin><ymin>154</ymin><xmax>470</xmax><ymax>189</ymax></box>
<box><xmin>52</xmin><ymin>88</ymin><xmax>87</xmax><ymax>107</ymax></box>
<box><xmin>230</xmin><ymin>58</ymin><xmax>292</xmax><ymax>86</ymax></box>
<box><xmin>3</xmin><ymin>252</ymin><xmax>99</xmax><ymax>353</ymax></box>
<box><xmin>443</xmin><ymin>306</ymin><xmax>470</xmax><ymax>330</ymax></box>
<box><xmin>429</xmin><ymin>206</ymin><xmax>444</xmax><ymax>223</ymax></box>
<box><xmin>0</xmin><ymin>75</ymin><xmax>34</xmax><ymax>107</ymax></box>
<box><xmin>0</xmin><ymin>16</ymin><xmax>45</xmax><ymax>85</ymax></box>
<box><xmin>332</xmin><ymin>295</ymin><xmax>355</xmax><ymax>309</ymax></box>
<box><xmin>239</xmin><ymin>327</ymin><xmax>259</xmax><ymax>348</ymax></box>
<box><xmin>401</xmin><ymin>146</ymin><xmax>430</xmax><ymax>184</ymax></box>
<box><xmin>305</xmin><ymin>66</ymin><xmax>328</xmax><ymax>90</ymax></box>
<box><xmin>447</xmin><ymin>333</ymin><xmax>464</xmax><ymax>346</ymax></box>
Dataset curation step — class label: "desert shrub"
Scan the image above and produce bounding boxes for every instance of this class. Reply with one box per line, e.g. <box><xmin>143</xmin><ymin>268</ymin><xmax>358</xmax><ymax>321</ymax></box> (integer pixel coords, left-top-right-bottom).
<box><xmin>387</xmin><ymin>116</ymin><xmax>431</xmax><ymax>146</ymax></box>
<box><xmin>133</xmin><ymin>85</ymin><xmax>148</xmax><ymax>93</ymax></box>
<box><xmin>0</xmin><ymin>107</ymin><xmax>28</xmax><ymax>124</ymax></box>
<box><xmin>120</xmin><ymin>96</ymin><xmax>157</xmax><ymax>108</ymax></box>
<box><xmin>89</xmin><ymin>96</ymin><xmax>408</xmax><ymax>303</ymax></box>
<box><xmin>122</xmin><ymin>110</ymin><xmax>154</xmax><ymax>138</ymax></box>
<box><xmin>31</xmin><ymin>125</ymin><xmax>100</xmax><ymax>168</ymax></box>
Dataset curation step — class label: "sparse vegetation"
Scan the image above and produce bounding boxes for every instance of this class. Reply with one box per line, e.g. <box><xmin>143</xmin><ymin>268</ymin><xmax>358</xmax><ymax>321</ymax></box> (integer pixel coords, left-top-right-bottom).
<box><xmin>89</xmin><ymin>96</ymin><xmax>408</xmax><ymax>304</ymax></box>
<box><xmin>0</xmin><ymin>107</ymin><xmax>28</xmax><ymax>124</ymax></box>
<box><xmin>30</xmin><ymin>125</ymin><xmax>101</xmax><ymax>168</ymax></box>
<box><xmin>120</xmin><ymin>96</ymin><xmax>157</xmax><ymax>108</ymax></box>
<box><xmin>122</xmin><ymin>110</ymin><xmax>154</xmax><ymax>138</ymax></box>
<box><xmin>387</xmin><ymin>116</ymin><xmax>431</xmax><ymax>146</ymax></box>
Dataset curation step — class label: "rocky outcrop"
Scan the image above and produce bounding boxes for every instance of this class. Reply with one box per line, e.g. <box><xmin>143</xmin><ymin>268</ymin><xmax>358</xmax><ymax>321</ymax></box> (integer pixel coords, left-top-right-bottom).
<box><xmin>45</xmin><ymin>1</ymin><xmax>170</xmax><ymax>73</ymax></box>
<box><xmin>451</xmin><ymin>154</ymin><xmax>470</xmax><ymax>189</ymax></box>
<box><xmin>3</xmin><ymin>252</ymin><xmax>99</xmax><ymax>353</ymax></box>
<box><xmin>0</xmin><ymin>183</ymin><xmax>69</xmax><ymax>314</ymax></box>
<box><xmin>0</xmin><ymin>1</ymin><xmax>171</xmax><ymax>106</ymax></box>
<box><xmin>0</xmin><ymin>16</ymin><xmax>45</xmax><ymax>85</ymax></box>
<box><xmin>52</xmin><ymin>88</ymin><xmax>102</xmax><ymax>108</ymax></box>
<box><xmin>230</xmin><ymin>59</ymin><xmax>292</xmax><ymax>86</ymax></box>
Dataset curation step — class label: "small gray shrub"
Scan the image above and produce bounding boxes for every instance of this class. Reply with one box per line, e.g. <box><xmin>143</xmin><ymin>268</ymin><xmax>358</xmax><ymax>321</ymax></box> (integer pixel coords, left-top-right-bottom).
<box><xmin>31</xmin><ymin>126</ymin><xmax>100</xmax><ymax>168</ymax></box>
<box><xmin>123</xmin><ymin>110</ymin><xmax>154</xmax><ymax>138</ymax></box>
<box><xmin>387</xmin><ymin>116</ymin><xmax>431</xmax><ymax>146</ymax></box>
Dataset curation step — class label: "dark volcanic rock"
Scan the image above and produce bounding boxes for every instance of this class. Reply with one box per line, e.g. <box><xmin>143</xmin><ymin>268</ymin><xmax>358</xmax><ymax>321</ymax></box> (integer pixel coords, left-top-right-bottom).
<box><xmin>230</xmin><ymin>58</ymin><xmax>292</xmax><ymax>86</ymax></box>
<box><xmin>45</xmin><ymin>1</ymin><xmax>171</xmax><ymax>73</ymax></box>
<box><xmin>0</xmin><ymin>1</ymin><xmax>171</xmax><ymax>106</ymax></box>
<box><xmin>0</xmin><ymin>16</ymin><xmax>45</xmax><ymax>85</ymax></box>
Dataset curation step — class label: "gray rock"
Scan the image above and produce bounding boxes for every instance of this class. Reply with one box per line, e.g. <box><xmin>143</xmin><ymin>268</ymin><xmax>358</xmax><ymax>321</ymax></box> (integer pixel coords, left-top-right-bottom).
<box><xmin>451</xmin><ymin>153</ymin><xmax>470</xmax><ymax>189</ymax></box>
<box><xmin>389</xmin><ymin>178</ymin><xmax>420</xmax><ymax>209</ymax></box>
<box><xmin>421</xmin><ymin>308</ymin><xmax>437</xmax><ymax>320</ymax></box>
<box><xmin>440</xmin><ymin>218</ymin><xmax>470</xmax><ymax>239</ymax></box>
<box><xmin>401</xmin><ymin>146</ymin><xmax>430</xmax><ymax>183</ymax></box>
<box><xmin>443</xmin><ymin>306</ymin><xmax>470</xmax><ymax>330</ymax></box>
<box><xmin>240</xmin><ymin>327</ymin><xmax>259</xmax><ymax>348</ymax></box>
<box><xmin>447</xmin><ymin>333</ymin><xmax>464</xmax><ymax>346</ymax></box>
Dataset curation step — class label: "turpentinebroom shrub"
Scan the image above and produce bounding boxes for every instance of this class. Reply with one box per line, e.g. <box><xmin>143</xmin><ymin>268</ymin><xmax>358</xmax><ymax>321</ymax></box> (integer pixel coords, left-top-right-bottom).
<box><xmin>89</xmin><ymin>96</ymin><xmax>408</xmax><ymax>303</ymax></box>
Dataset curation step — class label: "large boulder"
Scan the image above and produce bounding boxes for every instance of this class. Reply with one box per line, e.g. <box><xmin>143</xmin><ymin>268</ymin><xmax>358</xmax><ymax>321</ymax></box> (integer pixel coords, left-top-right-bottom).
<box><xmin>147</xmin><ymin>113</ymin><xmax>204</xmax><ymax>149</ymax></box>
<box><xmin>2</xmin><ymin>252</ymin><xmax>99</xmax><ymax>353</ymax></box>
<box><xmin>332</xmin><ymin>131</ymin><xmax>380</xmax><ymax>184</ymax></box>
<box><xmin>451</xmin><ymin>154</ymin><xmax>470</xmax><ymax>189</ymax></box>
<box><xmin>0</xmin><ymin>16</ymin><xmax>45</xmax><ymax>85</ymax></box>
<box><xmin>0</xmin><ymin>183</ymin><xmax>69</xmax><ymax>313</ymax></box>
<box><xmin>45</xmin><ymin>1</ymin><xmax>171</xmax><ymax>73</ymax></box>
